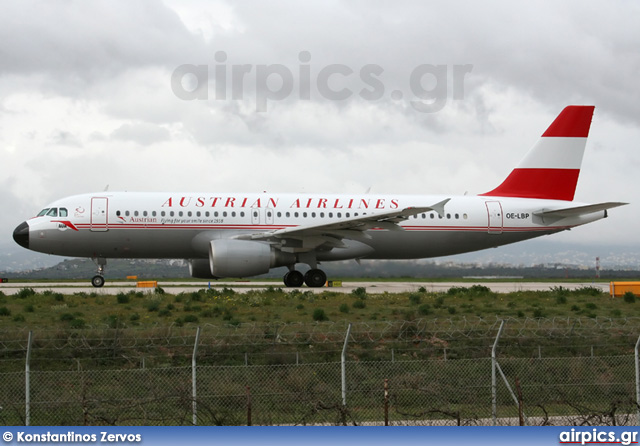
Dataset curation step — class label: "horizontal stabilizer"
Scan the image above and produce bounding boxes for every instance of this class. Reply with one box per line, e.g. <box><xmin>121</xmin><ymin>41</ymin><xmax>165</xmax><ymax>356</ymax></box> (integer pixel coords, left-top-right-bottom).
<box><xmin>534</xmin><ymin>202</ymin><xmax>627</xmax><ymax>218</ymax></box>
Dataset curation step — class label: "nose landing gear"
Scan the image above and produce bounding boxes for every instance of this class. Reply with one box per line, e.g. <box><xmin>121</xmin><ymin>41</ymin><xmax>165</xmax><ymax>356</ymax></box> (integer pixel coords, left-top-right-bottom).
<box><xmin>91</xmin><ymin>257</ymin><xmax>107</xmax><ymax>288</ymax></box>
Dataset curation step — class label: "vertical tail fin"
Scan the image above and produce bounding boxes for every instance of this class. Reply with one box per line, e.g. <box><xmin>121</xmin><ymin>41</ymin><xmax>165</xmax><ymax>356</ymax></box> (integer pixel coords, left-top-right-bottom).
<box><xmin>480</xmin><ymin>105</ymin><xmax>595</xmax><ymax>201</ymax></box>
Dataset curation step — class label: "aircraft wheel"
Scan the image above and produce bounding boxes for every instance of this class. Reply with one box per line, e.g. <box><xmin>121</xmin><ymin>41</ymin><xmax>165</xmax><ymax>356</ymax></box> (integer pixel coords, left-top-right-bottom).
<box><xmin>304</xmin><ymin>269</ymin><xmax>327</xmax><ymax>288</ymax></box>
<box><xmin>283</xmin><ymin>270</ymin><xmax>304</xmax><ymax>287</ymax></box>
<box><xmin>91</xmin><ymin>275</ymin><xmax>105</xmax><ymax>288</ymax></box>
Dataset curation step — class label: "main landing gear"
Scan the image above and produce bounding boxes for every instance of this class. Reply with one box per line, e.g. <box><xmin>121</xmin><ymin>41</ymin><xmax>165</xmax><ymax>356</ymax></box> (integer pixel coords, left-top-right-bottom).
<box><xmin>283</xmin><ymin>268</ymin><xmax>327</xmax><ymax>288</ymax></box>
<box><xmin>91</xmin><ymin>257</ymin><xmax>107</xmax><ymax>288</ymax></box>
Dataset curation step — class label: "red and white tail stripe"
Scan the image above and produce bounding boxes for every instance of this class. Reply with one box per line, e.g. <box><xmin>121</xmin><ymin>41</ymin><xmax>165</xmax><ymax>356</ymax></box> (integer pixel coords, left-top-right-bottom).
<box><xmin>481</xmin><ymin>105</ymin><xmax>595</xmax><ymax>201</ymax></box>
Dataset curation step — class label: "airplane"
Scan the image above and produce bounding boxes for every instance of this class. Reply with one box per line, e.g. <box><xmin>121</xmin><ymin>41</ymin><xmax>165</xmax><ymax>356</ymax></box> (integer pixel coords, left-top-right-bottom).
<box><xmin>13</xmin><ymin>105</ymin><xmax>626</xmax><ymax>288</ymax></box>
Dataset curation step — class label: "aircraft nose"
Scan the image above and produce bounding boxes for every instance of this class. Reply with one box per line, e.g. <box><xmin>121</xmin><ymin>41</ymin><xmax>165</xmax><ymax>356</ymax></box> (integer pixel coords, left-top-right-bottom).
<box><xmin>13</xmin><ymin>221</ymin><xmax>29</xmax><ymax>249</ymax></box>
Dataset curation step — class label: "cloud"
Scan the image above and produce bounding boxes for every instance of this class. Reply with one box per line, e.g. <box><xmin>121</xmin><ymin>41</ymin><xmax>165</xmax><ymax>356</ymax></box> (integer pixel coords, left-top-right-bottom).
<box><xmin>1</xmin><ymin>0</ymin><xmax>638</xmax><ymax>262</ymax></box>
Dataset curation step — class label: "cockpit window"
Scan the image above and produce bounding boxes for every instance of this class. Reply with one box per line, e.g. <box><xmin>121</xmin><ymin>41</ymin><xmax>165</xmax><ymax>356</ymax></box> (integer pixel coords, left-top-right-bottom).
<box><xmin>46</xmin><ymin>208</ymin><xmax>58</xmax><ymax>217</ymax></box>
<box><xmin>37</xmin><ymin>208</ymin><xmax>50</xmax><ymax>217</ymax></box>
<box><xmin>59</xmin><ymin>208</ymin><xmax>68</xmax><ymax>217</ymax></box>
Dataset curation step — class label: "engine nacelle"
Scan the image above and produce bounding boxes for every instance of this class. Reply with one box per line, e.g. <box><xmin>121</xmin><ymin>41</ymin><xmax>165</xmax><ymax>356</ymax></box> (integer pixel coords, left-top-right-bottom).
<box><xmin>204</xmin><ymin>239</ymin><xmax>295</xmax><ymax>278</ymax></box>
<box><xmin>189</xmin><ymin>259</ymin><xmax>216</xmax><ymax>279</ymax></box>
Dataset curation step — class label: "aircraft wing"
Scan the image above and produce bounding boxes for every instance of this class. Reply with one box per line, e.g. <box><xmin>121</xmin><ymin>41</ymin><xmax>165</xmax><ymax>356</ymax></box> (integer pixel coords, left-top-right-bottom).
<box><xmin>533</xmin><ymin>202</ymin><xmax>627</xmax><ymax>218</ymax></box>
<box><xmin>238</xmin><ymin>198</ymin><xmax>450</xmax><ymax>249</ymax></box>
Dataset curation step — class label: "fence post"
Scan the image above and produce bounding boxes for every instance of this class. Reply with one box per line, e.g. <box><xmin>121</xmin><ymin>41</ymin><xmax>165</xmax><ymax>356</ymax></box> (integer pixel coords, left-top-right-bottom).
<box><xmin>192</xmin><ymin>326</ymin><xmax>201</xmax><ymax>426</ymax></box>
<box><xmin>492</xmin><ymin>320</ymin><xmax>505</xmax><ymax>426</ymax></box>
<box><xmin>25</xmin><ymin>330</ymin><xmax>33</xmax><ymax>426</ymax></box>
<box><xmin>246</xmin><ymin>386</ymin><xmax>252</xmax><ymax>426</ymax></box>
<box><xmin>342</xmin><ymin>323</ymin><xmax>352</xmax><ymax>407</ymax></box>
<box><xmin>384</xmin><ymin>379</ymin><xmax>389</xmax><ymax>426</ymax></box>
<box><xmin>635</xmin><ymin>335</ymin><xmax>640</xmax><ymax>425</ymax></box>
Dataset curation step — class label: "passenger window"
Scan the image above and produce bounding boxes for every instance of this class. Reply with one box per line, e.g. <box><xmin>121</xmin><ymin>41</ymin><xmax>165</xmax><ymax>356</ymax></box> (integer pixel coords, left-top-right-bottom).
<box><xmin>286</xmin><ymin>212</ymin><xmax>290</xmax><ymax>218</ymax></box>
<box><xmin>240</xmin><ymin>212</ymin><xmax>245</xmax><ymax>217</ymax></box>
<box><xmin>320</xmin><ymin>212</ymin><xmax>324</xmax><ymax>218</ymax></box>
<box><xmin>311</xmin><ymin>212</ymin><xmax>316</xmax><ymax>218</ymax></box>
<box><xmin>294</xmin><ymin>212</ymin><xmax>299</xmax><ymax>218</ymax></box>
<box><xmin>303</xmin><ymin>212</ymin><xmax>307</xmax><ymax>218</ymax></box>
<box><xmin>455</xmin><ymin>213</ymin><xmax>459</xmax><ymax>219</ymax></box>
<box><xmin>337</xmin><ymin>213</ymin><xmax>342</xmax><ymax>218</ymax></box>
<box><xmin>232</xmin><ymin>211</ymin><xmax>236</xmax><ymax>217</ymax></box>
<box><xmin>179</xmin><ymin>211</ymin><xmax>183</xmax><ymax>217</ymax></box>
<box><xmin>187</xmin><ymin>211</ymin><xmax>192</xmax><ymax>217</ymax></box>
<box><xmin>170</xmin><ymin>211</ymin><xmax>174</xmax><ymax>217</ymax></box>
<box><xmin>345</xmin><ymin>213</ymin><xmax>350</xmax><ymax>218</ymax></box>
<box><xmin>152</xmin><ymin>211</ymin><xmax>157</xmax><ymax>217</ymax></box>
<box><xmin>116</xmin><ymin>211</ymin><xmax>121</xmax><ymax>216</ymax></box>
<box><xmin>161</xmin><ymin>211</ymin><xmax>166</xmax><ymax>217</ymax></box>
<box><xmin>125</xmin><ymin>211</ymin><xmax>130</xmax><ymax>216</ymax></box>
<box><xmin>143</xmin><ymin>211</ymin><xmax>148</xmax><ymax>217</ymax></box>
<box><xmin>277</xmin><ymin>212</ymin><xmax>282</xmax><ymax>218</ymax></box>
<box><xmin>134</xmin><ymin>211</ymin><xmax>139</xmax><ymax>217</ymax></box>
<box><xmin>37</xmin><ymin>208</ymin><xmax>50</xmax><ymax>217</ymax></box>
<box><xmin>59</xmin><ymin>208</ymin><xmax>68</xmax><ymax>217</ymax></box>
<box><xmin>46</xmin><ymin>208</ymin><xmax>58</xmax><ymax>217</ymax></box>
<box><xmin>223</xmin><ymin>211</ymin><xmax>227</xmax><ymax>217</ymax></box>
<box><xmin>205</xmin><ymin>211</ymin><xmax>210</xmax><ymax>217</ymax></box>
<box><xmin>329</xmin><ymin>212</ymin><xmax>333</xmax><ymax>218</ymax></box>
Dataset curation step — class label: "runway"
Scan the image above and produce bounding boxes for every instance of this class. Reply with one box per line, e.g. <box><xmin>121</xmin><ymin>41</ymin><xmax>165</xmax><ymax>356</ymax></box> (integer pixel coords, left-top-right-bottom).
<box><xmin>0</xmin><ymin>280</ymin><xmax>610</xmax><ymax>296</ymax></box>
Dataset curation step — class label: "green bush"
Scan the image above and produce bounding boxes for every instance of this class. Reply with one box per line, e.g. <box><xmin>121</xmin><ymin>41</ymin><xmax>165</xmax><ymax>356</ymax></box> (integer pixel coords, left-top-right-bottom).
<box><xmin>352</xmin><ymin>300</ymin><xmax>366</xmax><ymax>309</ymax></box>
<box><xmin>339</xmin><ymin>303</ymin><xmax>349</xmax><ymax>313</ymax></box>
<box><xmin>117</xmin><ymin>293</ymin><xmax>130</xmax><ymax>304</ymax></box>
<box><xmin>351</xmin><ymin>287</ymin><xmax>367</xmax><ymax>299</ymax></box>
<box><xmin>312</xmin><ymin>308</ymin><xmax>329</xmax><ymax>321</ymax></box>
<box><xmin>17</xmin><ymin>288</ymin><xmax>36</xmax><ymax>299</ymax></box>
<box><xmin>623</xmin><ymin>292</ymin><xmax>636</xmax><ymax>303</ymax></box>
<box><xmin>0</xmin><ymin>307</ymin><xmax>10</xmax><ymax>316</ymax></box>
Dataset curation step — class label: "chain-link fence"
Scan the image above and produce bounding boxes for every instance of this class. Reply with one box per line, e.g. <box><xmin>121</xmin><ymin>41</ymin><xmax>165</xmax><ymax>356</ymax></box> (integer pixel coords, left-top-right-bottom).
<box><xmin>1</xmin><ymin>318</ymin><xmax>639</xmax><ymax>426</ymax></box>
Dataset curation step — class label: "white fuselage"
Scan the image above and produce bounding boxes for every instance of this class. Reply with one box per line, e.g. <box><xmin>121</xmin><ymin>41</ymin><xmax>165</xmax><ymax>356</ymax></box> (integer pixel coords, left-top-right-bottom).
<box><xmin>21</xmin><ymin>191</ymin><xmax>603</xmax><ymax>261</ymax></box>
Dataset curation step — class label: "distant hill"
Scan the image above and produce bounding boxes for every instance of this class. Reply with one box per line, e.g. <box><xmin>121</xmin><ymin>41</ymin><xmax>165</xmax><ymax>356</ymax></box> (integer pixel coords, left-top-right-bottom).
<box><xmin>2</xmin><ymin>257</ymin><xmax>639</xmax><ymax>281</ymax></box>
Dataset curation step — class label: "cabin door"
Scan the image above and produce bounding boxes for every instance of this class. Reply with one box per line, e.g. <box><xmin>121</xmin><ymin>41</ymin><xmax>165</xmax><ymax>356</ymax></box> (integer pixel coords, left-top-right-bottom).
<box><xmin>485</xmin><ymin>201</ymin><xmax>503</xmax><ymax>235</ymax></box>
<box><xmin>91</xmin><ymin>197</ymin><xmax>109</xmax><ymax>232</ymax></box>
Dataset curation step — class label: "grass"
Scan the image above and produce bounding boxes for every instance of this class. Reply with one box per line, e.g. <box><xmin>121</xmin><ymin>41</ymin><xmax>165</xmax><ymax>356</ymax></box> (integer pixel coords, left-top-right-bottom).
<box><xmin>0</xmin><ymin>285</ymin><xmax>639</xmax><ymax>329</ymax></box>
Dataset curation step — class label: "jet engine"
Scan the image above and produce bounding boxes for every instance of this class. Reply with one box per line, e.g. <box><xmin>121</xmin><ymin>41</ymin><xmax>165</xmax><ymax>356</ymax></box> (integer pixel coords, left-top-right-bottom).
<box><xmin>189</xmin><ymin>239</ymin><xmax>295</xmax><ymax>279</ymax></box>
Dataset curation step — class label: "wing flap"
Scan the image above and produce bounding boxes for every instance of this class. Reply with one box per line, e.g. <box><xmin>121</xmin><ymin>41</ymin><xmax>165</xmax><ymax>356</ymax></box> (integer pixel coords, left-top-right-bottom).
<box><xmin>241</xmin><ymin>199</ymin><xmax>451</xmax><ymax>247</ymax></box>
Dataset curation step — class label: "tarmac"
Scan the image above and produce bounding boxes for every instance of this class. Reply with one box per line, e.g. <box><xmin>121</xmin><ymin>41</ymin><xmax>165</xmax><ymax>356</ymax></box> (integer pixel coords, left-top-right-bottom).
<box><xmin>0</xmin><ymin>280</ymin><xmax>610</xmax><ymax>295</ymax></box>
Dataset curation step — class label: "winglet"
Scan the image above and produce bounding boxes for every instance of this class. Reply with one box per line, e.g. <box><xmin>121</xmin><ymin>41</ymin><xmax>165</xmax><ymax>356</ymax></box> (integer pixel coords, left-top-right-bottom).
<box><xmin>480</xmin><ymin>106</ymin><xmax>595</xmax><ymax>201</ymax></box>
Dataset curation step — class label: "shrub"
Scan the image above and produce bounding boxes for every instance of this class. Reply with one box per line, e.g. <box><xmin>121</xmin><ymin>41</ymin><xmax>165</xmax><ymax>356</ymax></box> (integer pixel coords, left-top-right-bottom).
<box><xmin>117</xmin><ymin>293</ymin><xmax>130</xmax><ymax>304</ymax></box>
<box><xmin>418</xmin><ymin>304</ymin><xmax>431</xmax><ymax>315</ymax></box>
<box><xmin>0</xmin><ymin>307</ymin><xmax>10</xmax><ymax>316</ymax></box>
<box><xmin>353</xmin><ymin>300</ymin><xmax>366</xmax><ymax>309</ymax></box>
<box><xmin>69</xmin><ymin>318</ymin><xmax>86</xmax><ymax>329</ymax></box>
<box><xmin>312</xmin><ymin>309</ymin><xmax>329</xmax><ymax>321</ymax></box>
<box><xmin>13</xmin><ymin>314</ymin><xmax>26</xmax><ymax>322</ymax></box>
<box><xmin>623</xmin><ymin>292</ymin><xmax>636</xmax><ymax>303</ymax></box>
<box><xmin>556</xmin><ymin>295</ymin><xmax>567</xmax><ymax>304</ymax></box>
<box><xmin>339</xmin><ymin>303</ymin><xmax>349</xmax><ymax>313</ymax></box>
<box><xmin>408</xmin><ymin>293</ymin><xmax>422</xmax><ymax>305</ymax></box>
<box><xmin>17</xmin><ymin>288</ymin><xmax>36</xmax><ymax>299</ymax></box>
<box><xmin>183</xmin><ymin>314</ymin><xmax>199</xmax><ymax>323</ymax></box>
<box><xmin>351</xmin><ymin>287</ymin><xmax>367</xmax><ymax>299</ymax></box>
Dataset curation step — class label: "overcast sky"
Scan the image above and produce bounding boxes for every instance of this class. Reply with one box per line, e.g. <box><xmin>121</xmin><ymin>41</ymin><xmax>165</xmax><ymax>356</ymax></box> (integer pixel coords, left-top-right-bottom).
<box><xmin>1</xmin><ymin>0</ymin><xmax>639</xmax><ymax>262</ymax></box>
